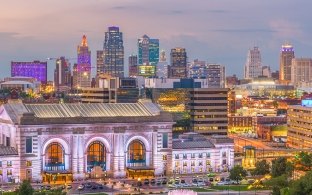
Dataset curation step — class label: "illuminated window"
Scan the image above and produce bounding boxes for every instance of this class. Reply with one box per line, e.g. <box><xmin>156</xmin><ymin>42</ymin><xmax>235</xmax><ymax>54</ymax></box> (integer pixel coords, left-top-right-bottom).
<box><xmin>26</xmin><ymin>161</ymin><xmax>32</xmax><ymax>167</ymax></box>
<box><xmin>162</xmin><ymin>155</ymin><xmax>167</xmax><ymax>160</ymax></box>
<box><xmin>0</xmin><ymin>170</ymin><xmax>2</xmax><ymax>175</ymax></box>
<box><xmin>175</xmin><ymin>162</ymin><xmax>179</xmax><ymax>167</ymax></box>
<box><xmin>206</xmin><ymin>160</ymin><xmax>211</xmax><ymax>165</ymax></box>
<box><xmin>7</xmin><ymin>169</ymin><xmax>12</xmax><ymax>176</ymax></box>
<box><xmin>45</xmin><ymin>142</ymin><xmax>64</xmax><ymax>171</ymax></box>
<box><xmin>7</xmin><ymin>161</ymin><xmax>12</xmax><ymax>167</ymax></box>
<box><xmin>128</xmin><ymin>140</ymin><xmax>146</xmax><ymax>167</ymax></box>
<box><xmin>87</xmin><ymin>141</ymin><xmax>106</xmax><ymax>172</ymax></box>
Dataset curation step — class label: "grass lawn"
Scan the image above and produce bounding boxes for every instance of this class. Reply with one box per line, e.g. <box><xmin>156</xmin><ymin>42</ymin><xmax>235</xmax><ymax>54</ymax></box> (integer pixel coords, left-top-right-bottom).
<box><xmin>211</xmin><ymin>185</ymin><xmax>249</xmax><ymax>191</ymax></box>
<box><xmin>84</xmin><ymin>193</ymin><xmax>108</xmax><ymax>195</ymax></box>
<box><xmin>186</xmin><ymin>187</ymin><xmax>216</xmax><ymax>192</ymax></box>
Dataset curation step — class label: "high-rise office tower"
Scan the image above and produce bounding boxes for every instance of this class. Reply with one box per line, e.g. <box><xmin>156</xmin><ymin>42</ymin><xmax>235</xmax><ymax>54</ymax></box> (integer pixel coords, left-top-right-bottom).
<box><xmin>129</xmin><ymin>55</ymin><xmax>138</xmax><ymax>77</ymax></box>
<box><xmin>103</xmin><ymin>26</ymin><xmax>124</xmax><ymax>77</ymax></box>
<box><xmin>207</xmin><ymin>64</ymin><xmax>226</xmax><ymax>88</ymax></box>
<box><xmin>280</xmin><ymin>43</ymin><xmax>295</xmax><ymax>83</ymax></box>
<box><xmin>168</xmin><ymin>47</ymin><xmax>187</xmax><ymax>78</ymax></box>
<box><xmin>54</xmin><ymin>57</ymin><xmax>71</xmax><ymax>91</ymax></box>
<box><xmin>138</xmin><ymin>35</ymin><xmax>159</xmax><ymax>65</ymax></box>
<box><xmin>96</xmin><ymin>50</ymin><xmax>104</xmax><ymax>75</ymax></box>
<box><xmin>156</xmin><ymin>50</ymin><xmax>168</xmax><ymax>78</ymax></box>
<box><xmin>11</xmin><ymin>61</ymin><xmax>47</xmax><ymax>84</ymax></box>
<box><xmin>291</xmin><ymin>58</ymin><xmax>312</xmax><ymax>87</ymax></box>
<box><xmin>189</xmin><ymin>59</ymin><xmax>207</xmax><ymax>79</ymax></box>
<box><xmin>75</xmin><ymin>35</ymin><xmax>91</xmax><ymax>88</ymax></box>
<box><xmin>244</xmin><ymin>46</ymin><xmax>262</xmax><ymax>79</ymax></box>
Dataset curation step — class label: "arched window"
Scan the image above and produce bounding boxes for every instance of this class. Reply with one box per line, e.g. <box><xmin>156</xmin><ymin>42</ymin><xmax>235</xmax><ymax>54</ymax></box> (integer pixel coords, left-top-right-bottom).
<box><xmin>45</xmin><ymin>142</ymin><xmax>65</xmax><ymax>171</ymax></box>
<box><xmin>127</xmin><ymin>140</ymin><xmax>146</xmax><ymax>167</ymax></box>
<box><xmin>87</xmin><ymin>141</ymin><xmax>106</xmax><ymax>172</ymax></box>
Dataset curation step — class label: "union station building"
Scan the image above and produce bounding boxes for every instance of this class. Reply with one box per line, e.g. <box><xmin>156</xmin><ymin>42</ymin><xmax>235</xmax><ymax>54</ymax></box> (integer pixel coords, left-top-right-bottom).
<box><xmin>0</xmin><ymin>100</ymin><xmax>234</xmax><ymax>184</ymax></box>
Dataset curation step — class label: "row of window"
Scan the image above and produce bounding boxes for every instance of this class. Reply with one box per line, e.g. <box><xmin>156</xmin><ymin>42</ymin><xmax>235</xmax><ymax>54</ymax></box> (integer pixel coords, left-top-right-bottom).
<box><xmin>175</xmin><ymin>153</ymin><xmax>211</xmax><ymax>159</ymax></box>
<box><xmin>0</xmin><ymin>161</ymin><xmax>12</xmax><ymax>167</ymax></box>
<box><xmin>0</xmin><ymin>169</ymin><xmax>12</xmax><ymax>176</ymax></box>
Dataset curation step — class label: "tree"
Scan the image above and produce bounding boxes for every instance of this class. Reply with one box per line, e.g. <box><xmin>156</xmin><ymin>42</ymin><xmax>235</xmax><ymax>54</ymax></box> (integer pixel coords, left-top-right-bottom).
<box><xmin>272</xmin><ymin>157</ymin><xmax>294</xmax><ymax>177</ymax></box>
<box><xmin>229</xmin><ymin>165</ymin><xmax>247</xmax><ymax>182</ymax></box>
<box><xmin>297</xmin><ymin>152</ymin><xmax>312</xmax><ymax>171</ymax></box>
<box><xmin>288</xmin><ymin>171</ymin><xmax>312</xmax><ymax>195</ymax></box>
<box><xmin>18</xmin><ymin>180</ymin><xmax>34</xmax><ymax>195</ymax></box>
<box><xmin>264</xmin><ymin>175</ymin><xmax>289</xmax><ymax>195</ymax></box>
<box><xmin>251</xmin><ymin>159</ymin><xmax>270</xmax><ymax>176</ymax></box>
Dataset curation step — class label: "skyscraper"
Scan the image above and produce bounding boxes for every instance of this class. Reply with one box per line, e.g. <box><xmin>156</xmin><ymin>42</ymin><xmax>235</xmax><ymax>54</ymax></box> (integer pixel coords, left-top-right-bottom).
<box><xmin>207</xmin><ymin>64</ymin><xmax>226</xmax><ymax>88</ymax></box>
<box><xmin>280</xmin><ymin>43</ymin><xmax>295</xmax><ymax>83</ymax></box>
<box><xmin>159</xmin><ymin>50</ymin><xmax>166</xmax><ymax>62</ymax></box>
<box><xmin>103</xmin><ymin>26</ymin><xmax>124</xmax><ymax>77</ymax></box>
<box><xmin>244</xmin><ymin>46</ymin><xmax>262</xmax><ymax>79</ymax></box>
<box><xmin>54</xmin><ymin>57</ymin><xmax>71</xmax><ymax>91</ymax></box>
<box><xmin>128</xmin><ymin>55</ymin><xmax>138</xmax><ymax>77</ymax></box>
<box><xmin>75</xmin><ymin>35</ymin><xmax>91</xmax><ymax>88</ymax></box>
<box><xmin>138</xmin><ymin>35</ymin><xmax>159</xmax><ymax>65</ymax></box>
<box><xmin>168</xmin><ymin>47</ymin><xmax>187</xmax><ymax>78</ymax></box>
<box><xmin>11</xmin><ymin>61</ymin><xmax>47</xmax><ymax>84</ymax></box>
<box><xmin>189</xmin><ymin>59</ymin><xmax>207</xmax><ymax>79</ymax></box>
<box><xmin>96</xmin><ymin>50</ymin><xmax>104</xmax><ymax>75</ymax></box>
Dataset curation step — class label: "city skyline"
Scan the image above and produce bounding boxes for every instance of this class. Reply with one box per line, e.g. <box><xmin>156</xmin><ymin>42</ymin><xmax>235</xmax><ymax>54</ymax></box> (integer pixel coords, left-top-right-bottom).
<box><xmin>1</xmin><ymin>0</ymin><xmax>312</xmax><ymax>80</ymax></box>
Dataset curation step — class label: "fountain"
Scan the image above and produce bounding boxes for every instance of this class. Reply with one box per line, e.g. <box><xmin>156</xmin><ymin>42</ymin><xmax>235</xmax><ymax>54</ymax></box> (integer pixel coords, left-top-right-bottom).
<box><xmin>168</xmin><ymin>189</ymin><xmax>197</xmax><ymax>195</ymax></box>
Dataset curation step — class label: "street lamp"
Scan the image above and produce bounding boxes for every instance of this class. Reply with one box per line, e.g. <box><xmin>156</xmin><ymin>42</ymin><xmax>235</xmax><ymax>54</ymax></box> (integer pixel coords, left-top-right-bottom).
<box><xmin>137</xmin><ymin>177</ymin><xmax>141</xmax><ymax>194</ymax></box>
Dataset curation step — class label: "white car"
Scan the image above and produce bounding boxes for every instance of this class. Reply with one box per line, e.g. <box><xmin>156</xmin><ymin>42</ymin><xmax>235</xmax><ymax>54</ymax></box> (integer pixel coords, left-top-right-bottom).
<box><xmin>77</xmin><ymin>184</ymin><xmax>85</xmax><ymax>190</ymax></box>
<box><xmin>216</xmin><ymin>181</ymin><xmax>226</xmax><ymax>186</ymax></box>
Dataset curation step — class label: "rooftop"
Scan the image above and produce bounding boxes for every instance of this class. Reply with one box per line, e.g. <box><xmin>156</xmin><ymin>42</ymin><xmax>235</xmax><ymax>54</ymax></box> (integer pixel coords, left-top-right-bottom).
<box><xmin>0</xmin><ymin>145</ymin><xmax>18</xmax><ymax>156</ymax></box>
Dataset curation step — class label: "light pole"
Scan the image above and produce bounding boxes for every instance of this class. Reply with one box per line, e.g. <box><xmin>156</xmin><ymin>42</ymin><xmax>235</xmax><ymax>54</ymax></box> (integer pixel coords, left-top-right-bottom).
<box><xmin>137</xmin><ymin>177</ymin><xmax>141</xmax><ymax>194</ymax></box>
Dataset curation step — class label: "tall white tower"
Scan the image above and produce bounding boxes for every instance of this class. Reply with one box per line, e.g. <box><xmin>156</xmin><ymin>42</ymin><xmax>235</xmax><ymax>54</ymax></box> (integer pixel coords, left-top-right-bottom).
<box><xmin>244</xmin><ymin>46</ymin><xmax>262</xmax><ymax>79</ymax></box>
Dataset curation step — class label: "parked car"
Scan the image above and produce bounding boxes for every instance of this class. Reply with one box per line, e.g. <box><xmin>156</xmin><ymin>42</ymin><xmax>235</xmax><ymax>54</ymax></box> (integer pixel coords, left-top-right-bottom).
<box><xmin>156</xmin><ymin>179</ymin><xmax>162</xmax><ymax>185</ymax></box>
<box><xmin>162</xmin><ymin>178</ymin><xmax>167</xmax><ymax>184</ymax></box>
<box><xmin>45</xmin><ymin>185</ymin><xmax>51</xmax><ymax>190</ymax></box>
<box><xmin>216</xmin><ymin>181</ymin><xmax>227</xmax><ymax>186</ymax></box>
<box><xmin>150</xmin><ymin>179</ymin><xmax>156</xmax><ymax>185</ymax></box>
<box><xmin>66</xmin><ymin>184</ymin><xmax>72</xmax><ymax>189</ymax></box>
<box><xmin>77</xmin><ymin>184</ymin><xmax>85</xmax><ymax>190</ymax></box>
<box><xmin>192</xmin><ymin>178</ymin><xmax>198</xmax><ymax>186</ymax></box>
<box><xmin>85</xmin><ymin>183</ymin><xmax>92</xmax><ymax>188</ymax></box>
<box><xmin>144</xmin><ymin>179</ymin><xmax>149</xmax><ymax>185</ymax></box>
<box><xmin>98</xmin><ymin>184</ymin><xmax>104</xmax><ymax>189</ymax></box>
<box><xmin>91</xmin><ymin>185</ymin><xmax>98</xmax><ymax>190</ymax></box>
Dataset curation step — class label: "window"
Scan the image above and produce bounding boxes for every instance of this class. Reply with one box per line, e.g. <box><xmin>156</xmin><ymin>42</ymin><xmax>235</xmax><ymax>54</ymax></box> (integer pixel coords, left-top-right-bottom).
<box><xmin>26</xmin><ymin>161</ymin><xmax>32</xmax><ymax>167</ymax></box>
<box><xmin>7</xmin><ymin>169</ymin><xmax>12</xmax><ymax>176</ymax></box>
<box><xmin>191</xmin><ymin>161</ymin><xmax>195</xmax><ymax>166</ymax></box>
<box><xmin>200</xmin><ymin>168</ymin><xmax>203</xmax><ymax>172</ymax></box>
<box><xmin>7</xmin><ymin>161</ymin><xmax>12</xmax><ymax>167</ymax></box>
<box><xmin>199</xmin><ymin>161</ymin><xmax>203</xmax><ymax>166</ymax></box>
<box><xmin>206</xmin><ymin>160</ymin><xmax>211</xmax><ymax>166</ymax></box>
<box><xmin>0</xmin><ymin>170</ymin><xmax>2</xmax><ymax>175</ymax></box>
<box><xmin>87</xmin><ymin>141</ymin><xmax>106</xmax><ymax>172</ymax></box>
<box><xmin>175</xmin><ymin>154</ymin><xmax>179</xmax><ymax>159</ymax></box>
<box><xmin>207</xmin><ymin>153</ymin><xmax>210</xmax><ymax>158</ymax></box>
<box><xmin>183</xmin><ymin>162</ymin><xmax>187</xmax><ymax>167</ymax></box>
<box><xmin>183</xmin><ymin>154</ymin><xmax>187</xmax><ymax>159</ymax></box>
<box><xmin>191</xmin><ymin>154</ymin><xmax>195</xmax><ymax>158</ymax></box>
<box><xmin>191</xmin><ymin>167</ymin><xmax>195</xmax><ymax>173</ymax></box>
<box><xmin>222</xmin><ymin>159</ymin><xmax>227</xmax><ymax>165</ymax></box>
<box><xmin>128</xmin><ymin>140</ymin><xmax>146</xmax><ymax>167</ymax></box>
<box><xmin>162</xmin><ymin>155</ymin><xmax>167</xmax><ymax>161</ymax></box>
<box><xmin>6</xmin><ymin>137</ymin><xmax>10</xmax><ymax>147</ymax></box>
<box><xmin>222</xmin><ymin>152</ymin><xmax>227</xmax><ymax>158</ymax></box>
<box><xmin>0</xmin><ymin>161</ymin><xmax>2</xmax><ymax>167</ymax></box>
<box><xmin>162</xmin><ymin>133</ymin><xmax>168</xmax><ymax>148</ymax></box>
<box><xmin>199</xmin><ymin>153</ymin><xmax>203</xmax><ymax>158</ymax></box>
<box><xmin>175</xmin><ymin>162</ymin><xmax>179</xmax><ymax>167</ymax></box>
<box><xmin>26</xmin><ymin>137</ymin><xmax>32</xmax><ymax>153</ymax></box>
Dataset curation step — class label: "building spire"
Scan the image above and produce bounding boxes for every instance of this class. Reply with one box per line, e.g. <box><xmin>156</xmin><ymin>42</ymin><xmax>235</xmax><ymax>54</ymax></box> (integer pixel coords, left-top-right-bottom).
<box><xmin>81</xmin><ymin>35</ymin><xmax>88</xmax><ymax>47</ymax></box>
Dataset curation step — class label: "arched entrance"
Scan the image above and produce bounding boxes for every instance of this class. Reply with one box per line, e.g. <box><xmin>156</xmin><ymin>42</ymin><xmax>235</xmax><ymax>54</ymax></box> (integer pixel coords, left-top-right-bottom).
<box><xmin>42</xmin><ymin>142</ymin><xmax>72</xmax><ymax>184</ymax></box>
<box><xmin>126</xmin><ymin>140</ymin><xmax>154</xmax><ymax>178</ymax></box>
<box><xmin>45</xmin><ymin>142</ymin><xmax>65</xmax><ymax>171</ymax></box>
<box><xmin>87</xmin><ymin>141</ymin><xmax>106</xmax><ymax>173</ymax></box>
<box><xmin>127</xmin><ymin>140</ymin><xmax>146</xmax><ymax>167</ymax></box>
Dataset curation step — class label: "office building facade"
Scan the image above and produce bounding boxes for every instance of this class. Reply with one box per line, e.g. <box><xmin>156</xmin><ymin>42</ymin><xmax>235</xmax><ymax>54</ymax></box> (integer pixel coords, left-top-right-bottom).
<box><xmin>280</xmin><ymin>43</ymin><xmax>295</xmax><ymax>83</ymax></box>
<box><xmin>11</xmin><ymin>61</ymin><xmax>47</xmax><ymax>84</ymax></box>
<box><xmin>103</xmin><ymin>26</ymin><xmax>124</xmax><ymax>77</ymax></box>
<box><xmin>291</xmin><ymin>58</ymin><xmax>312</xmax><ymax>87</ymax></box>
<box><xmin>128</xmin><ymin>55</ymin><xmax>138</xmax><ymax>77</ymax></box>
<box><xmin>168</xmin><ymin>48</ymin><xmax>187</xmax><ymax>78</ymax></box>
<box><xmin>138</xmin><ymin>35</ymin><xmax>159</xmax><ymax>65</ymax></box>
<box><xmin>54</xmin><ymin>57</ymin><xmax>71</xmax><ymax>91</ymax></box>
<box><xmin>207</xmin><ymin>64</ymin><xmax>225</xmax><ymax>88</ymax></box>
<box><xmin>96</xmin><ymin>50</ymin><xmax>104</xmax><ymax>75</ymax></box>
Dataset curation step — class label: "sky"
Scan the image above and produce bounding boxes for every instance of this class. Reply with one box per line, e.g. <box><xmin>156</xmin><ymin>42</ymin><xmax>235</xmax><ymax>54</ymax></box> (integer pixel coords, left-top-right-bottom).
<box><xmin>1</xmin><ymin>0</ymin><xmax>312</xmax><ymax>80</ymax></box>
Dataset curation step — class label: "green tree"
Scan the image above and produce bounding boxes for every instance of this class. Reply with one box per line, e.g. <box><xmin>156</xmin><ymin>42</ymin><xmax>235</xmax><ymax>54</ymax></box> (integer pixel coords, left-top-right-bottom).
<box><xmin>272</xmin><ymin>157</ymin><xmax>294</xmax><ymax>177</ymax></box>
<box><xmin>229</xmin><ymin>165</ymin><xmax>247</xmax><ymax>182</ymax></box>
<box><xmin>251</xmin><ymin>159</ymin><xmax>270</xmax><ymax>176</ymax></box>
<box><xmin>265</xmin><ymin>175</ymin><xmax>289</xmax><ymax>195</ymax></box>
<box><xmin>297</xmin><ymin>152</ymin><xmax>312</xmax><ymax>171</ymax></box>
<box><xmin>289</xmin><ymin>171</ymin><xmax>312</xmax><ymax>195</ymax></box>
<box><xmin>18</xmin><ymin>180</ymin><xmax>34</xmax><ymax>195</ymax></box>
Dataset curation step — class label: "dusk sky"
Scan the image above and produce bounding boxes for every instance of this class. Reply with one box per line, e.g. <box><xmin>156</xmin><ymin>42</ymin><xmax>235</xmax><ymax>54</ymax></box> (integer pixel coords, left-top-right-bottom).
<box><xmin>1</xmin><ymin>0</ymin><xmax>312</xmax><ymax>80</ymax></box>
